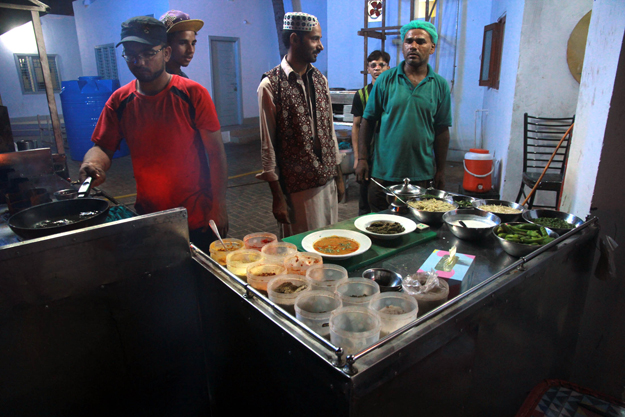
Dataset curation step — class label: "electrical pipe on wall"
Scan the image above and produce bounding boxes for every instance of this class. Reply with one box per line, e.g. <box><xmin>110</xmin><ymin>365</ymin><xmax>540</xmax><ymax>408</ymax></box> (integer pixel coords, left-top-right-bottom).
<box><xmin>474</xmin><ymin>109</ymin><xmax>488</xmax><ymax>149</ymax></box>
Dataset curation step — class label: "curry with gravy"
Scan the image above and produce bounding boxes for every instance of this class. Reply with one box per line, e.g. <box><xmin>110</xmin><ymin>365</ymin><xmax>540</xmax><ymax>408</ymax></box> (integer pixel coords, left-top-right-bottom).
<box><xmin>313</xmin><ymin>235</ymin><xmax>360</xmax><ymax>255</ymax></box>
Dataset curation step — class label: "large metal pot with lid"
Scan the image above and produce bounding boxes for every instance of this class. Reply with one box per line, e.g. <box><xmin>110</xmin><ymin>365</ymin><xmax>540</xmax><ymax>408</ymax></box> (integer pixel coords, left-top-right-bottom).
<box><xmin>385</xmin><ymin>178</ymin><xmax>425</xmax><ymax>213</ymax></box>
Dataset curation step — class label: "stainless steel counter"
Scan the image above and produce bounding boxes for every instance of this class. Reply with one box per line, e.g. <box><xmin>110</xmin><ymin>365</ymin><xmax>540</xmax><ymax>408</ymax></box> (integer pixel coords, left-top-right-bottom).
<box><xmin>0</xmin><ymin>208</ymin><xmax>600</xmax><ymax>416</ymax></box>
<box><xmin>196</xmin><ymin>215</ymin><xmax>599</xmax><ymax>416</ymax></box>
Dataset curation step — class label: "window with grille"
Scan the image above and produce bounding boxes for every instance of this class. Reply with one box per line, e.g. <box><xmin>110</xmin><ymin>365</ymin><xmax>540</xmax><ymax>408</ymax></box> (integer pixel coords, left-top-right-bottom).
<box><xmin>15</xmin><ymin>54</ymin><xmax>62</xmax><ymax>94</ymax></box>
<box><xmin>95</xmin><ymin>43</ymin><xmax>119</xmax><ymax>80</ymax></box>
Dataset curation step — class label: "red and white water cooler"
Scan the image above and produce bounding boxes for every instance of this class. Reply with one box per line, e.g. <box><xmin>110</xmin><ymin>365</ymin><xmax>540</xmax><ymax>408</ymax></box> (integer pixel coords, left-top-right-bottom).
<box><xmin>462</xmin><ymin>149</ymin><xmax>493</xmax><ymax>193</ymax></box>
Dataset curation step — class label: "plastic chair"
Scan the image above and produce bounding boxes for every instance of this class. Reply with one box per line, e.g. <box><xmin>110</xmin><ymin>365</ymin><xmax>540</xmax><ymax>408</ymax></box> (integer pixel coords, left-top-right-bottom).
<box><xmin>515</xmin><ymin>113</ymin><xmax>575</xmax><ymax>209</ymax></box>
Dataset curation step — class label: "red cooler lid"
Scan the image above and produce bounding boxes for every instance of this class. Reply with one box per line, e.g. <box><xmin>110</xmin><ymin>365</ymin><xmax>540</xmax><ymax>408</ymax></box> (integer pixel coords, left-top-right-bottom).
<box><xmin>465</xmin><ymin>149</ymin><xmax>493</xmax><ymax>160</ymax></box>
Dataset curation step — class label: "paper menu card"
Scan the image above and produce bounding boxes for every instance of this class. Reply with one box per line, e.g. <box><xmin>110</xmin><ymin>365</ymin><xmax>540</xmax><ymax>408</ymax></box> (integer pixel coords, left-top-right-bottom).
<box><xmin>418</xmin><ymin>249</ymin><xmax>476</xmax><ymax>283</ymax></box>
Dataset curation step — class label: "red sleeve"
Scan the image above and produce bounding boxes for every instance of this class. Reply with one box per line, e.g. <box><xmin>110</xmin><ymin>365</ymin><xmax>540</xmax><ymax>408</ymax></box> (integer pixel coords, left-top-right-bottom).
<box><xmin>91</xmin><ymin>96</ymin><xmax>123</xmax><ymax>152</ymax></box>
<box><xmin>190</xmin><ymin>83</ymin><xmax>221</xmax><ymax>132</ymax></box>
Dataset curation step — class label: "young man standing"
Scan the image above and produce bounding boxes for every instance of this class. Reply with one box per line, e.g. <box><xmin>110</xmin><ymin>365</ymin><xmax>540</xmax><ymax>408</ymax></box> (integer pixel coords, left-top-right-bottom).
<box><xmin>355</xmin><ymin>21</ymin><xmax>452</xmax><ymax>212</ymax></box>
<box><xmin>351</xmin><ymin>50</ymin><xmax>391</xmax><ymax>215</ymax></box>
<box><xmin>257</xmin><ymin>12</ymin><xmax>344</xmax><ymax>237</ymax></box>
<box><xmin>159</xmin><ymin>10</ymin><xmax>204</xmax><ymax>78</ymax></box>
<box><xmin>79</xmin><ymin>16</ymin><xmax>228</xmax><ymax>251</ymax></box>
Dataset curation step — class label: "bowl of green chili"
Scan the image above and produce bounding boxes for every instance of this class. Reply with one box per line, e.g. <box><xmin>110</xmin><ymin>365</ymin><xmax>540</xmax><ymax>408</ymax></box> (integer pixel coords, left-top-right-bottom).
<box><xmin>522</xmin><ymin>209</ymin><xmax>583</xmax><ymax>235</ymax></box>
<box><xmin>493</xmin><ymin>222</ymin><xmax>559</xmax><ymax>257</ymax></box>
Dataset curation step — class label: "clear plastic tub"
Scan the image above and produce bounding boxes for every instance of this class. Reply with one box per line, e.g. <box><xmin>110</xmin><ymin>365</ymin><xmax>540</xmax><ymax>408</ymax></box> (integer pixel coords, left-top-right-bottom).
<box><xmin>246</xmin><ymin>261</ymin><xmax>287</xmax><ymax>293</ymax></box>
<box><xmin>369</xmin><ymin>292</ymin><xmax>419</xmax><ymax>336</ymax></box>
<box><xmin>403</xmin><ymin>273</ymin><xmax>450</xmax><ymax>316</ymax></box>
<box><xmin>329</xmin><ymin>306</ymin><xmax>381</xmax><ymax>355</ymax></box>
<box><xmin>284</xmin><ymin>252</ymin><xmax>323</xmax><ymax>276</ymax></box>
<box><xmin>261</xmin><ymin>241</ymin><xmax>298</xmax><ymax>264</ymax></box>
<box><xmin>226</xmin><ymin>249</ymin><xmax>262</xmax><ymax>279</ymax></box>
<box><xmin>335</xmin><ymin>278</ymin><xmax>380</xmax><ymax>307</ymax></box>
<box><xmin>243</xmin><ymin>232</ymin><xmax>278</xmax><ymax>251</ymax></box>
<box><xmin>209</xmin><ymin>238</ymin><xmax>244</xmax><ymax>266</ymax></box>
<box><xmin>267</xmin><ymin>274</ymin><xmax>312</xmax><ymax>315</ymax></box>
<box><xmin>306</xmin><ymin>264</ymin><xmax>348</xmax><ymax>291</ymax></box>
<box><xmin>294</xmin><ymin>290</ymin><xmax>342</xmax><ymax>337</ymax></box>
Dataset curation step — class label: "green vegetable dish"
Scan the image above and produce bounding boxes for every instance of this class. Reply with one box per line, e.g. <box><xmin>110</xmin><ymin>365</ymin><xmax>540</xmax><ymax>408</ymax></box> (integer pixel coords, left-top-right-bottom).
<box><xmin>531</xmin><ymin>217</ymin><xmax>575</xmax><ymax>229</ymax></box>
<box><xmin>495</xmin><ymin>223</ymin><xmax>555</xmax><ymax>246</ymax></box>
<box><xmin>455</xmin><ymin>199</ymin><xmax>473</xmax><ymax>208</ymax></box>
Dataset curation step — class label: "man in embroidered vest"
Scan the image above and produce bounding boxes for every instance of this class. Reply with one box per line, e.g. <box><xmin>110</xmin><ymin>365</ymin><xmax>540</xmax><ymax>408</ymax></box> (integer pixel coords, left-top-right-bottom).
<box><xmin>159</xmin><ymin>10</ymin><xmax>203</xmax><ymax>79</ymax></box>
<box><xmin>351</xmin><ymin>50</ymin><xmax>391</xmax><ymax>215</ymax></box>
<box><xmin>79</xmin><ymin>16</ymin><xmax>228</xmax><ymax>252</ymax></box>
<box><xmin>257</xmin><ymin>12</ymin><xmax>344</xmax><ymax>237</ymax></box>
<box><xmin>355</xmin><ymin>20</ymin><xmax>452</xmax><ymax>213</ymax></box>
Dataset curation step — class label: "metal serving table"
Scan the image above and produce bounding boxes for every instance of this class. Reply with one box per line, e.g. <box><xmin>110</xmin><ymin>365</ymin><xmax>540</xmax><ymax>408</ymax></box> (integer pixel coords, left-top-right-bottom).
<box><xmin>0</xmin><ymin>209</ymin><xmax>599</xmax><ymax>416</ymax></box>
<box><xmin>196</xmin><ymin>216</ymin><xmax>599</xmax><ymax>416</ymax></box>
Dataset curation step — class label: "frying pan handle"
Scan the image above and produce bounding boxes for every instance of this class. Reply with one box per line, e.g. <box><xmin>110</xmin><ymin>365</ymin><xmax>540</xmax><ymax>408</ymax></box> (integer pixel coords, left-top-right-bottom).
<box><xmin>77</xmin><ymin>177</ymin><xmax>94</xmax><ymax>198</ymax></box>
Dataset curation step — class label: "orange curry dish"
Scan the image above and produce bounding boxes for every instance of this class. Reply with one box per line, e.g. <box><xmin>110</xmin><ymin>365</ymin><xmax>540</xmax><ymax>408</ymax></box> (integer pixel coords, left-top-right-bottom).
<box><xmin>313</xmin><ymin>236</ymin><xmax>360</xmax><ymax>255</ymax></box>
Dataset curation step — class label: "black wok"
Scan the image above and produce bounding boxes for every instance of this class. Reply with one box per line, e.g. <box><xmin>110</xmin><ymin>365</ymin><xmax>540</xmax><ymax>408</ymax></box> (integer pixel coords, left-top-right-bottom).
<box><xmin>8</xmin><ymin>177</ymin><xmax>110</xmax><ymax>240</ymax></box>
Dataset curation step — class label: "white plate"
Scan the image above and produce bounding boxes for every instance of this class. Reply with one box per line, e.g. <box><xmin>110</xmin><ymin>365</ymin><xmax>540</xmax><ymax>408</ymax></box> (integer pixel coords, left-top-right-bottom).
<box><xmin>353</xmin><ymin>214</ymin><xmax>417</xmax><ymax>240</ymax></box>
<box><xmin>301</xmin><ymin>229</ymin><xmax>372</xmax><ymax>260</ymax></box>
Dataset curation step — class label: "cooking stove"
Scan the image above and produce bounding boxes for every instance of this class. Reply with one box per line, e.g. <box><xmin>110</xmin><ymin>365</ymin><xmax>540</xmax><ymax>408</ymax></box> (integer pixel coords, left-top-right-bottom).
<box><xmin>0</xmin><ymin>148</ymin><xmax>74</xmax><ymax>246</ymax></box>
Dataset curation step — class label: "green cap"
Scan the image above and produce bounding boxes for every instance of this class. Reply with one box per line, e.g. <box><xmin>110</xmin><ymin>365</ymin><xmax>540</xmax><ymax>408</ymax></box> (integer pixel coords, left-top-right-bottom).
<box><xmin>116</xmin><ymin>16</ymin><xmax>167</xmax><ymax>48</ymax></box>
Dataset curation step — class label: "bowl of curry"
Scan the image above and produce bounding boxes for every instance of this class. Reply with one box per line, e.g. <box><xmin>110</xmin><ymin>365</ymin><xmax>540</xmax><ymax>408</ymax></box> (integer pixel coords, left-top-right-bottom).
<box><xmin>302</xmin><ymin>229</ymin><xmax>372</xmax><ymax>260</ymax></box>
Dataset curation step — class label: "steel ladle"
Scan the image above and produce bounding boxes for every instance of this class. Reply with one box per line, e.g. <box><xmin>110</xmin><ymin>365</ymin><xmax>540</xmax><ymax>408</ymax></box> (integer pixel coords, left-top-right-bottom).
<box><xmin>370</xmin><ymin>178</ymin><xmax>408</xmax><ymax>206</ymax></box>
<box><xmin>209</xmin><ymin>220</ymin><xmax>228</xmax><ymax>250</ymax></box>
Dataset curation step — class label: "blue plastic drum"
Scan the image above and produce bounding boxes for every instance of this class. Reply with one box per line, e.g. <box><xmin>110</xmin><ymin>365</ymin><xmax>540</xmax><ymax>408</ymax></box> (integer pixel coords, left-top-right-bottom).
<box><xmin>60</xmin><ymin>76</ymin><xmax>130</xmax><ymax>161</ymax></box>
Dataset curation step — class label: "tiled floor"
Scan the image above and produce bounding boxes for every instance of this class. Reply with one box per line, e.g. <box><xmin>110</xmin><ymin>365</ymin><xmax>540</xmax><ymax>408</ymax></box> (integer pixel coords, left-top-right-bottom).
<box><xmin>66</xmin><ymin>140</ymin><xmax>465</xmax><ymax>240</ymax></box>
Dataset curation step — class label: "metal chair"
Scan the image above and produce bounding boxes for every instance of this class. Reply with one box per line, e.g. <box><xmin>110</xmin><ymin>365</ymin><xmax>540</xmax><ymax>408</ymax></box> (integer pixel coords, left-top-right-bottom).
<box><xmin>515</xmin><ymin>113</ymin><xmax>575</xmax><ymax>209</ymax></box>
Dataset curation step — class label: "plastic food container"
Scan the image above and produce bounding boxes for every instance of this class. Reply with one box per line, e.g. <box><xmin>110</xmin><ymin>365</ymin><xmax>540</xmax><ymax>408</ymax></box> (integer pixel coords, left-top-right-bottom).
<box><xmin>209</xmin><ymin>238</ymin><xmax>245</xmax><ymax>266</ymax></box>
<box><xmin>329</xmin><ymin>306</ymin><xmax>381</xmax><ymax>355</ymax></box>
<box><xmin>370</xmin><ymin>293</ymin><xmax>419</xmax><ymax>336</ymax></box>
<box><xmin>267</xmin><ymin>274</ymin><xmax>312</xmax><ymax>315</ymax></box>
<box><xmin>335</xmin><ymin>278</ymin><xmax>380</xmax><ymax>307</ymax></box>
<box><xmin>246</xmin><ymin>261</ymin><xmax>287</xmax><ymax>293</ymax></box>
<box><xmin>284</xmin><ymin>252</ymin><xmax>323</xmax><ymax>276</ymax></box>
<box><xmin>226</xmin><ymin>249</ymin><xmax>262</xmax><ymax>279</ymax></box>
<box><xmin>403</xmin><ymin>275</ymin><xmax>450</xmax><ymax>316</ymax></box>
<box><xmin>243</xmin><ymin>232</ymin><xmax>278</xmax><ymax>251</ymax></box>
<box><xmin>261</xmin><ymin>241</ymin><xmax>298</xmax><ymax>264</ymax></box>
<box><xmin>306</xmin><ymin>264</ymin><xmax>348</xmax><ymax>291</ymax></box>
<box><xmin>294</xmin><ymin>290</ymin><xmax>342</xmax><ymax>337</ymax></box>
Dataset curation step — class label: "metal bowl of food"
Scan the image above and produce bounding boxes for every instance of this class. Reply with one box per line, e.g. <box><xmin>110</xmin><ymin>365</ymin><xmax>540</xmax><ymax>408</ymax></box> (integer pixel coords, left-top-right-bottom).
<box><xmin>493</xmin><ymin>222</ymin><xmax>559</xmax><ymax>257</ymax></box>
<box><xmin>407</xmin><ymin>196</ymin><xmax>458</xmax><ymax>225</ymax></box>
<box><xmin>472</xmin><ymin>199</ymin><xmax>525</xmax><ymax>223</ymax></box>
<box><xmin>419</xmin><ymin>189</ymin><xmax>449</xmax><ymax>200</ymax></box>
<box><xmin>443</xmin><ymin>209</ymin><xmax>501</xmax><ymax>241</ymax></box>
<box><xmin>450</xmin><ymin>194</ymin><xmax>476</xmax><ymax>209</ymax></box>
<box><xmin>522</xmin><ymin>209</ymin><xmax>583</xmax><ymax>235</ymax></box>
<box><xmin>362</xmin><ymin>268</ymin><xmax>402</xmax><ymax>292</ymax></box>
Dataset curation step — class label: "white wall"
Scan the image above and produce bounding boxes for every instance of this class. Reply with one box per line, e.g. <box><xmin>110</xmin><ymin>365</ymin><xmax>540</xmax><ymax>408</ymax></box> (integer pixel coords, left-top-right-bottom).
<box><xmin>445</xmin><ymin>0</ymin><xmax>491</xmax><ymax>161</ymax></box>
<box><xmin>501</xmin><ymin>0</ymin><xmax>591</xmax><ymax>203</ymax></box>
<box><xmin>561</xmin><ymin>0</ymin><xmax>625</xmax><ymax>218</ymax></box>
<box><xmin>0</xmin><ymin>15</ymin><xmax>82</xmax><ymax>118</ymax></box>
<box><xmin>479</xmin><ymin>0</ymin><xmax>524</xmax><ymax>200</ymax></box>
<box><xmin>73</xmin><ymin>0</ymin><xmax>169</xmax><ymax>88</ymax></box>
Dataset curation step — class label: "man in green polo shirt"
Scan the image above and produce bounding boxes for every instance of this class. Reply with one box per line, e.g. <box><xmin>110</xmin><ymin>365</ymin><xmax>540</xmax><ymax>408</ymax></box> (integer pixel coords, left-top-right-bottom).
<box><xmin>355</xmin><ymin>20</ymin><xmax>452</xmax><ymax>212</ymax></box>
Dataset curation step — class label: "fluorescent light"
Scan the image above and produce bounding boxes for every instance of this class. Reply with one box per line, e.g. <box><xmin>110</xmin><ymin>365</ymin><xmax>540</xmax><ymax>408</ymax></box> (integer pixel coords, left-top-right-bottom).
<box><xmin>0</xmin><ymin>21</ymin><xmax>37</xmax><ymax>54</ymax></box>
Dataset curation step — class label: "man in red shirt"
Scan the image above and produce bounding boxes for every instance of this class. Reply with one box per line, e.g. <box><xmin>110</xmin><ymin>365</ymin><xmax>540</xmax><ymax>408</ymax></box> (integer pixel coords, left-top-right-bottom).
<box><xmin>79</xmin><ymin>16</ymin><xmax>228</xmax><ymax>251</ymax></box>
